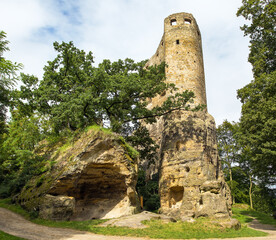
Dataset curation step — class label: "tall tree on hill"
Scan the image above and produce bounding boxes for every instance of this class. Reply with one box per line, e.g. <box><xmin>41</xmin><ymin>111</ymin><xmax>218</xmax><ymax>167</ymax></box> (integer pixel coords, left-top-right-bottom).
<box><xmin>237</xmin><ymin>0</ymin><xmax>276</xmax><ymax>185</ymax></box>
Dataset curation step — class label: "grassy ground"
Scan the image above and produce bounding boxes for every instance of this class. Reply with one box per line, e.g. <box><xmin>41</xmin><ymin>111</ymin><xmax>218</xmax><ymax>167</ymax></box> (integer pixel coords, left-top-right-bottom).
<box><xmin>0</xmin><ymin>230</ymin><xmax>26</xmax><ymax>240</ymax></box>
<box><xmin>232</xmin><ymin>203</ymin><xmax>276</xmax><ymax>226</ymax></box>
<box><xmin>0</xmin><ymin>199</ymin><xmax>270</xmax><ymax>239</ymax></box>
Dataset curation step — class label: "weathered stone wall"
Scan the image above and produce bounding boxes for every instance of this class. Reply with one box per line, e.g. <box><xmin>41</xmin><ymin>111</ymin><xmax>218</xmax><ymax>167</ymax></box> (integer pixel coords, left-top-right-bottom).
<box><xmin>145</xmin><ymin>12</ymin><xmax>232</xmax><ymax>219</ymax></box>
<box><xmin>159</xmin><ymin>111</ymin><xmax>231</xmax><ymax>219</ymax></box>
<box><xmin>146</xmin><ymin>13</ymin><xmax>207</xmax><ymax>110</ymax></box>
<box><xmin>144</xmin><ymin>13</ymin><xmax>208</xmax><ymax>177</ymax></box>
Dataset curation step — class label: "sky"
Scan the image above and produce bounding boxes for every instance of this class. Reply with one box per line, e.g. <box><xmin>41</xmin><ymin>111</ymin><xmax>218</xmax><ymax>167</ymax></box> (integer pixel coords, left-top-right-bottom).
<box><xmin>1</xmin><ymin>0</ymin><xmax>253</xmax><ymax>126</ymax></box>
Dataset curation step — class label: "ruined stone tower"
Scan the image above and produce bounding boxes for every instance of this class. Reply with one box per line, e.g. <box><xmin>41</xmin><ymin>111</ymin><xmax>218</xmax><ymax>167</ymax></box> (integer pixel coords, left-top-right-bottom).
<box><xmin>145</xmin><ymin>13</ymin><xmax>232</xmax><ymax>220</ymax></box>
<box><xmin>146</xmin><ymin>13</ymin><xmax>206</xmax><ymax>108</ymax></box>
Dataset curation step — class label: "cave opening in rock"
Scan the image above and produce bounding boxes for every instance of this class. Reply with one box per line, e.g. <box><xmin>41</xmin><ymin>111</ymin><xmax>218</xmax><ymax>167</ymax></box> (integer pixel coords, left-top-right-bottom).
<box><xmin>169</xmin><ymin>186</ymin><xmax>184</xmax><ymax>208</ymax></box>
<box><xmin>52</xmin><ymin>163</ymin><xmax>129</xmax><ymax>220</ymax></box>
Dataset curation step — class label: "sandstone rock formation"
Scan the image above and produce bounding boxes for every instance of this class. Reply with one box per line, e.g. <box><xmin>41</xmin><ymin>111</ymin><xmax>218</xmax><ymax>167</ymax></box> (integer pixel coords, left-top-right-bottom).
<box><xmin>145</xmin><ymin>13</ymin><xmax>232</xmax><ymax>219</ymax></box>
<box><xmin>158</xmin><ymin>111</ymin><xmax>231</xmax><ymax>219</ymax></box>
<box><xmin>17</xmin><ymin>127</ymin><xmax>140</xmax><ymax>220</ymax></box>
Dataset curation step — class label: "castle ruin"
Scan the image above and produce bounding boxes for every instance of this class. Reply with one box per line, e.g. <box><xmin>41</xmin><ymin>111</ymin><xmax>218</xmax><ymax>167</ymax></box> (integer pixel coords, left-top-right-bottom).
<box><xmin>145</xmin><ymin>13</ymin><xmax>232</xmax><ymax>220</ymax></box>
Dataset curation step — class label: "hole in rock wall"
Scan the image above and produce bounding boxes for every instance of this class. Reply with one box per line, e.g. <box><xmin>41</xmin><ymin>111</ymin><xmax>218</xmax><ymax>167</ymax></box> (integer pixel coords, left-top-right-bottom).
<box><xmin>171</xmin><ymin>19</ymin><xmax>177</xmax><ymax>25</ymax></box>
<box><xmin>185</xmin><ymin>166</ymin><xmax>190</xmax><ymax>172</ymax></box>
<box><xmin>169</xmin><ymin>186</ymin><xmax>184</xmax><ymax>208</ymax></box>
<box><xmin>176</xmin><ymin>141</ymin><xmax>186</xmax><ymax>151</ymax></box>
<box><xmin>176</xmin><ymin>39</ymin><xmax>180</xmax><ymax>45</ymax></box>
<box><xmin>199</xmin><ymin>197</ymin><xmax>203</xmax><ymax>205</ymax></box>
<box><xmin>176</xmin><ymin>141</ymin><xmax>181</xmax><ymax>150</ymax></box>
<box><xmin>50</xmin><ymin>163</ymin><xmax>128</xmax><ymax>220</ymax></box>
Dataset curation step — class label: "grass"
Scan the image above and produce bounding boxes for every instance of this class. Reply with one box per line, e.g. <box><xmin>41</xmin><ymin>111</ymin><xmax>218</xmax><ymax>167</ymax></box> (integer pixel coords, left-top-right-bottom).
<box><xmin>0</xmin><ymin>231</ymin><xmax>26</xmax><ymax>240</ymax></box>
<box><xmin>84</xmin><ymin>124</ymin><xmax>113</xmax><ymax>135</ymax></box>
<box><xmin>85</xmin><ymin>124</ymin><xmax>139</xmax><ymax>160</ymax></box>
<box><xmin>85</xmin><ymin>219</ymin><xmax>267</xmax><ymax>239</ymax></box>
<box><xmin>0</xmin><ymin>199</ymin><xmax>30</xmax><ymax>219</ymax></box>
<box><xmin>233</xmin><ymin>203</ymin><xmax>276</xmax><ymax>226</ymax></box>
<box><xmin>0</xmin><ymin>198</ymin><xmax>269</xmax><ymax>239</ymax></box>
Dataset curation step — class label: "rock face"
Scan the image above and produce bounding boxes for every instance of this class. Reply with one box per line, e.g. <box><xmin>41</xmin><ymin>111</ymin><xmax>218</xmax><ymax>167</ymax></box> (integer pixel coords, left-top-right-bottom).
<box><xmin>145</xmin><ymin>13</ymin><xmax>232</xmax><ymax>219</ymax></box>
<box><xmin>18</xmin><ymin>128</ymin><xmax>140</xmax><ymax>220</ymax></box>
<box><xmin>159</xmin><ymin>111</ymin><xmax>231</xmax><ymax>219</ymax></box>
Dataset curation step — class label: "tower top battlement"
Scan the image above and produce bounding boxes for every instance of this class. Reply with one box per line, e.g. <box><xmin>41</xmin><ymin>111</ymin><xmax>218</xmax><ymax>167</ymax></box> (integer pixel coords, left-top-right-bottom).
<box><xmin>164</xmin><ymin>12</ymin><xmax>198</xmax><ymax>31</ymax></box>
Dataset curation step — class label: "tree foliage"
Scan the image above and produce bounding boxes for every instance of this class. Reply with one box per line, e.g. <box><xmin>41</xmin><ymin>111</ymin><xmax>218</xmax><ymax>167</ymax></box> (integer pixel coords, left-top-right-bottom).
<box><xmin>136</xmin><ymin>169</ymin><xmax>160</xmax><ymax>211</ymax></box>
<box><xmin>1</xmin><ymin>39</ymin><xmax>202</xmax><ymax>199</ymax></box>
<box><xmin>237</xmin><ymin>0</ymin><xmax>276</xmax><ymax>184</ymax></box>
<box><xmin>237</xmin><ymin>72</ymin><xmax>276</xmax><ymax>183</ymax></box>
<box><xmin>237</xmin><ymin>0</ymin><xmax>276</xmax><ymax>77</ymax></box>
<box><xmin>217</xmin><ymin>120</ymin><xmax>240</xmax><ymax>203</ymax></box>
<box><xmin>217</xmin><ymin>121</ymin><xmax>275</xmax><ymax>212</ymax></box>
<box><xmin>0</xmin><ymin>31</ymin><xmax>22</xmax><ymax>133</ymax></box>
<box><xmin>15</xmin><ymin>41</ymin><xmax>200</xmax><ymax>137</ymax></box>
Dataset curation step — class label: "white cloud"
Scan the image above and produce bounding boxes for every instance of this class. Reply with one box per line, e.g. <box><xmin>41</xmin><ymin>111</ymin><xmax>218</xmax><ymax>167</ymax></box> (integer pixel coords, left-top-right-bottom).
<box><xmin>1</xmin><ymin>0</ymin><xmax>253</xmax><ymax>125</ymax></box>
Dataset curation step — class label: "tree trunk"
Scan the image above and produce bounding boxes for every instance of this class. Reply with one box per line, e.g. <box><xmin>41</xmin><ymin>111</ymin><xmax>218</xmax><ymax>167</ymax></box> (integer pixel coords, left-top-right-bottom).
<box><xmin>229</xmin><ymin>166</ymin><xmax>235</xmax><ymax>204</ymax></box>
<box><xmin>227</xmin><ymin>158</ymin><xmax>235</xmax><ymax>205</ymax></box>
<box><xmin>249</xmin><ymin>174</ymin><xmax>253</xmax><ymax>209</ymax></box>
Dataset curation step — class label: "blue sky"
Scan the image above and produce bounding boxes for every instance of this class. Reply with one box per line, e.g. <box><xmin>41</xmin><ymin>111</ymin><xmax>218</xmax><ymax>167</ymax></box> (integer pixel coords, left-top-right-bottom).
<box><xmin>1</xmin><ymin>0</ymin><xmax>253</xmax><ymax>125</ymax></box>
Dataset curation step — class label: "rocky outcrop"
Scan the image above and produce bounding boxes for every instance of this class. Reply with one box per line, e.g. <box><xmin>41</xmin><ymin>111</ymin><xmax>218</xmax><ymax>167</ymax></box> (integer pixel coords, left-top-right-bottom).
<box><xmin>17</xmin><ymin>127</ymin><xmax>140</xmax><ymax>220</ymax></box>
<box><xmin>158</xmin><ymin>111</ymin><xmax>231</xmax><ymax>220</ymax></box>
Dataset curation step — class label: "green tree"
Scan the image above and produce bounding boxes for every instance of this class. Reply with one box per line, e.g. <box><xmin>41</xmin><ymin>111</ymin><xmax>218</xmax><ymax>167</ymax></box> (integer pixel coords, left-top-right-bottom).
<box><xmin>238</xmin><ymin>145</ymin><xmax>257</xmax><ymax>209</ymax></box>
<box><xmin>237</xmin><ymin>0</ymin><xmax>276</xmax><ymax>185</ymax></box>
<box><xmin>217</xmin><ymin>120</ymin><xmax>240</xmax><ymax>204</ymax></box>
<box><xmin>136</xmin><ymin>169</ymin><xmax>160</xmax><ymax>211</ymax></box>
<box><xmin>27</xmin><ymin>41</ymin><xmax>201</xmax><ymax>136</ymax></box>
<box><xmin>237</xmin><ymin>72</ymin><xmax>276</xmax><ymax>184</ymax></box>
<box><xmin>3</xmin><ymin>40</ymin><xmax>202</xmax><ymax>199</ymax></box>
<box><xmin>0</xmin><ymin>31</ymin><xmax>23</xmax><ymax>195</ymax></box>
<box><xmin>0</xmin><ymin>31</ymin><xmax>22</xmax><ymax>134</ymax></box>
<box><xmin>0</xmin><ymin>111</ymin><xmax>45</xmax><ymax>197</ymax></box>
<box><xmin>237</xmin><ymin>0</ymin><xmax>276</xmax><ymax>77</ymax></box>
<box><xmin>217</xmin><ymin>120</ymin><xmax>274</xmax><ymax>210</ymax></box>
<box><xmin>228</xmin><ymin>166</ymin><xmax>250</xmax><ymax>204</ymax></box>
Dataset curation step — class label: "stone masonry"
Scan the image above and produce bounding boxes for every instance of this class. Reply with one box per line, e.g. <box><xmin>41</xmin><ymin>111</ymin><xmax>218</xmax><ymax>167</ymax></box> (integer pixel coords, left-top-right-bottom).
<box><xmin>145</xmin><ymin>13</ymin><xmax>232</xmax><ymax>220</ymax></box>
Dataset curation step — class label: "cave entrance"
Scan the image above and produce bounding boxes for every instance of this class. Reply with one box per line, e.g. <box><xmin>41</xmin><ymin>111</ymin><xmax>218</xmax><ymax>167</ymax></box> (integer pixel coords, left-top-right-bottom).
<box><xmin>68</xmin><ymin>163</ymin><xmax>128</xmax><ymax>220</ymax></box>
<box><xmin>169</xmin><ymin>186</ymin><xmax>184</xmax><ymax>208</ymax></box>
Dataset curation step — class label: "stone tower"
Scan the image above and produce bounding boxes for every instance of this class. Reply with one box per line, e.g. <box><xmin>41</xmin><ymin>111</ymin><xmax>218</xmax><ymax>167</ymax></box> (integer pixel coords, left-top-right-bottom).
<box><xmin>145</xmin><ymin>13</ymin><xmax>232</xmax><ymax>220</ymax></box>
<box><xmin>146</xmin><ymin>13</ymin><xmax>206</xmax><ymax>109</ymax></box>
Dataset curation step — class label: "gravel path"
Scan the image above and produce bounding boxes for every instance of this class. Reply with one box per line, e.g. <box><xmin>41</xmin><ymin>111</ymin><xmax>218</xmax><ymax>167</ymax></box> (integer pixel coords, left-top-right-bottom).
<box><xmin>0</xmin><ymin>207</ymin><xmax>275</xmax><ymax>240</ymax></box>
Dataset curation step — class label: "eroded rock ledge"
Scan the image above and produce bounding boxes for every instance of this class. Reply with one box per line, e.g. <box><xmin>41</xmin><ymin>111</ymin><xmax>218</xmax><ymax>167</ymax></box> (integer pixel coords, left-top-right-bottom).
<box><xmin>17</xmin><ymin>127</ymin><xmax>140</xmax><ymax>221</ymax></box>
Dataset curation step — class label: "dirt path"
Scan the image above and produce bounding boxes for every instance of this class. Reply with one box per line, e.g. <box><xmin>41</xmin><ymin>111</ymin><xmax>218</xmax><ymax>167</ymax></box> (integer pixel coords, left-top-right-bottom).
<box><xmin>0</xmin><ymin>207</ymin><xmax>275</xmax><ymax>240</ymax></box>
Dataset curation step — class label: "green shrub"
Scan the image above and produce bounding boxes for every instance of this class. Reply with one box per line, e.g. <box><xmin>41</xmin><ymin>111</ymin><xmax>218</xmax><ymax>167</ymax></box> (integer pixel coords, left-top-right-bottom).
<box><xmin>136</xmin><ymin>169</ymin><xmax>160</xmax><ymax>212</ymax></box>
